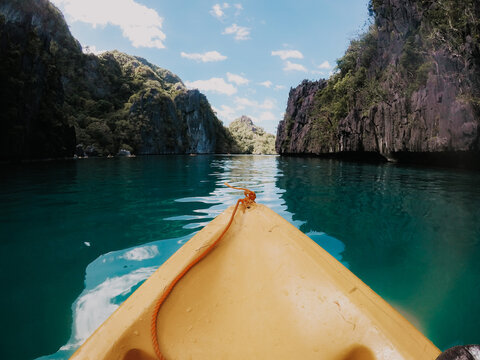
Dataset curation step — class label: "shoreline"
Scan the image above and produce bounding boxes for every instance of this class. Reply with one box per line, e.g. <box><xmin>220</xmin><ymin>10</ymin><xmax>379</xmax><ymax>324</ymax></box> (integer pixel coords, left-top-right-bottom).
<box><xmin>2</xmin><ymin>151</ymin><xmax>479</xmax><ymax>172</ymax></box>
<box><xmin>276</xmin><ymin>151</ymin><xmax>480</xmax><ymax>171</ymax></box>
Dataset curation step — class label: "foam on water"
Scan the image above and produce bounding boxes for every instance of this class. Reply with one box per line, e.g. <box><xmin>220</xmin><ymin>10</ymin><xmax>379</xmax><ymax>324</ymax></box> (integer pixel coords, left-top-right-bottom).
<box><xmin>121</xmin><ymin>245</ymin><xmax>159</xmax><ymax>261</ymax></box>
<box><xmin>61</xmin><ymin>266</ymin><xmax>156</xmax><ymax>351</ymax></box>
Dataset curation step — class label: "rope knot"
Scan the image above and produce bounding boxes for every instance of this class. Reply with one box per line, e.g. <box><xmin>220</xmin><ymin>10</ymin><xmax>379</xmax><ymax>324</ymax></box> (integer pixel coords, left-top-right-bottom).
<box><xmin>225</xmin><ymin>182</ymin><xmax>256</xmax><ymax>208</ymax></box>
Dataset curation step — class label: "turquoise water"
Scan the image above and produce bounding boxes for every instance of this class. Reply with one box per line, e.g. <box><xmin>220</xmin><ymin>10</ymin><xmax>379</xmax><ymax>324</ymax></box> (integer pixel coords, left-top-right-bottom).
<box><xmin>0</xmin><ymin>155</ymin><xmax>479</xmax><ymax>359</ymax></box>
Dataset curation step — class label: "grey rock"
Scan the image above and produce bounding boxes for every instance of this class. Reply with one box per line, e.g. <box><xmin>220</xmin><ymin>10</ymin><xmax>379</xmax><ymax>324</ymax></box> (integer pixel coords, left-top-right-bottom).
<box><xmin>117</xmin><ymin>149</ymin><xmax>131</xmax><ymax>157</ymax></box>
<box><xmin>75</xmin><ymin>144</ymin><xmax>85</xmax><ymax>157</ymax></box>
<box><xmin>276</xmin><ymin>80</ymin><xmax>327</xmax><ymax>154</ymax></box>
<box><xmin>436</xmin><ymin>345</ymin><xmax>480</xmax><ymax>360</ymax></box>
<box><xmin>85</xmin><ymin>145</ymin><xmax>98</xmax><ymax>157</ymax></box>
<box><xmin>130</xmin><ymin>89</ymin><xmax>227</xmax><ymax>155</ymax></box>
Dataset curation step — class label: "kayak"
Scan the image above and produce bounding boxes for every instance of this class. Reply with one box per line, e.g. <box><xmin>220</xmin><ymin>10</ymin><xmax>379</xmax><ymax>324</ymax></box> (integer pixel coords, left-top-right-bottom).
<box><xmin>70</xmin><ymin>195</ymin><xmax>441</xmax><ymax>359</ymax></box>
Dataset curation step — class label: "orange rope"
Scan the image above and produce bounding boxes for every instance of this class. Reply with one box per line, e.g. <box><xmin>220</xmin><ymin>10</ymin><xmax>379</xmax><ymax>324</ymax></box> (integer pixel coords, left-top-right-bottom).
<box><xmin>150</xmin><ymin>183</ymin><xmax>256</xmax><ymax>360</ymax></box>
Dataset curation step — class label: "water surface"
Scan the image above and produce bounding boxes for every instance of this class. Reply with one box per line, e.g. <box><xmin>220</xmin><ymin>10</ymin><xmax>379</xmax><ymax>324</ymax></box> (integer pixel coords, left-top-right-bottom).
<box><xmin>0</xmin><ymin>155</ymin><xmax>479</xmax><ymax>359</ymax></box>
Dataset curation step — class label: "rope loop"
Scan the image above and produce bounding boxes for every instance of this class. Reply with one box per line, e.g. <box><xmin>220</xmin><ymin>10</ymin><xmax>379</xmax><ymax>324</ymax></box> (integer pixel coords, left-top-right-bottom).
<box><xmin>151</xmin><ymin>183</ymin><xmax>256</xmax><ymax>360</ymax></box>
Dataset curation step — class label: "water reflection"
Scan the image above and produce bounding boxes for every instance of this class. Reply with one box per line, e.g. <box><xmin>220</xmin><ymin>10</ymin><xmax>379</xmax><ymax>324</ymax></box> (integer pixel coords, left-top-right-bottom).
<box><xmin>171</xmin><ymin>155</ymin><xmax>301</xmax><ymax>228</ymax></box>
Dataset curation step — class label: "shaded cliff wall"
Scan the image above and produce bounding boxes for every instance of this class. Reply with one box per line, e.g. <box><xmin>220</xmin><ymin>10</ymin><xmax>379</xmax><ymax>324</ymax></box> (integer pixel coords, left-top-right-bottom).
<box><xmin>0</xmin><ymin>0</ymin><xmax>77</xmax><ymax>160</ymax></box>
<box><xmin>130</xmin><ymin>88</ymin><xmax>230</xmax><ymax>154</ymax></box>
<box><xmin>276</xmin><ymin>0</ymin><xmax>480</xmax><ymax>166</ymax></box>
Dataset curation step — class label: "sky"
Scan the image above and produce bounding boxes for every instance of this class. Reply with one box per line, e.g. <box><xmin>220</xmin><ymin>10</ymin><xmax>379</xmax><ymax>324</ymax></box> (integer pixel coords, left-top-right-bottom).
<box><xmin>50</xmin><ymin>0</ymin><xmax>371</xmax><ymax>134</ymax></box>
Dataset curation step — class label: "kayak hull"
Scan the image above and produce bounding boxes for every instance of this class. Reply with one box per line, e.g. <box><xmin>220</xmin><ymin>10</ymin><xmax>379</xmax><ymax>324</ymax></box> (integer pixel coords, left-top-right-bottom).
<box><xmin>70</xmin><ymin>203</ymin><xmax>440</xmax><ymax>360</ymax></box>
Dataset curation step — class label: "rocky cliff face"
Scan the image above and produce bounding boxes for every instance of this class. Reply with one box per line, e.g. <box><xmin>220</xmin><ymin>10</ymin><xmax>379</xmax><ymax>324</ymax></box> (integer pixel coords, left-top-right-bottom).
<box><xmin>276</xmin><ymin>0</ymin><xmax>480</xmax><ymax>166</ymax></box>
<box><xmin>276</xmin><ymin>80</ymin><xmax>327</xmax><ymax>153</ymax></box>
<box><xmin>77</xmin><ymin>50</ymin><xmax>232</xmax><ymax>155</ymax></box>
<box><xmin>0</xmin><ymin>0</ymin><xmax>232</xmax><ymax>160</ymax></box>
<box><xmin>131</xmin><ymin>87</ymin><xmax>229</xmax><ymax>154</ymax></box>
<box><xmin>0</xmin><ymin>0</ymin><xmax>78</xmax><ymax>160</ymax></box>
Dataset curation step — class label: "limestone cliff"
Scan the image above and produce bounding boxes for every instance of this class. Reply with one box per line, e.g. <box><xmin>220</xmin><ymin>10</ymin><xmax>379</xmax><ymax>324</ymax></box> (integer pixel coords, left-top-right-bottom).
<box><xmin>276</xmin><ymin>0</ymin><xmax>480</xmax><ymax>167</ymax></box>
<box><xmin>74</xmin><ymin>51</ymin><xmax>232</xmax><ymax>155</ymax></box>
<box><xmin>0</xmin><ymin>0</ymin><xmax>232</xmax><ymax>160</ymax></box>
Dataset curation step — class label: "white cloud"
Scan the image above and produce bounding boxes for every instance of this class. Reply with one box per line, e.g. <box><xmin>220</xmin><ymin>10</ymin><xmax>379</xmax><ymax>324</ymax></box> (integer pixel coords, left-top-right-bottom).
<box><xmin>210</xmin><ymin>4</ymin><xmax>225</xmax><ymax>19</ymax></box>
<box><xmin>234</xmin><ymin>97</ymin><xmax>275</xmax><ymax>110</ymax></box>
<box><xmin>259</xmin><ymin>80</ymin><xmax>272</xmax><ymax>88</ymax></box>
<box><xmin>223</xmin><ymin>23</ymin><xmax>250</xmax><ymax>40</ymax></box>
<box><xmin>261</xmin><ymin>99</ymin><xmax>276</xmax><ymax>109</ymax></box>
<box><xmin>213</xmin><ymin>97</ymin><xmax>277</xmax><ymax>123</ymax></box>
<box><xmin>234</xmin><ymin>97</ymin><xmax>255</xmax><ymax>109</ymax></box>
<box><xmin>233</xmin><ymin>3</ymin><xmax>243</xmax><ymax>16</ymax></box>
<box><xmin>283</xmin><ymin>61</ymin><xmax>308</xmax><ymax>72</ymax></box>
<box><xmin>257</xmin><ymin>111</ymin><xmax>277</xmax><ymax>122</ymax></box>
<box><xmin>185</xmin><ymin>78</ymin><xmax>237</xmax><ymax>96</ymax></box>
<box><xmin>275</xmin><ymin>85</ymin><xmax>286</xmax><ymax>90</ymax></box>
<box><xmin>226</xmin><ymin>72</ymin><xmax>249</xmax><ymax>85</ymax></box>
<box><xmin>51</xmin><ymin>0</ymin><xmax>166</xmax><ymax>48</ymax></box>
<box><xmin>82</xmin><ymin>45</ymin><xmax>106</xmax><ymax>55</ymax></box>
<box><xmin>318</xmin><ymin>60</ymin><xmax>331</xmax><ymax>69</ymax></box>
<box><xmin>211</xmin><ymin>3</ymin><xmax>243</xmax><ymax>20</ymax></box>
<box><xmin>213</xmin><ymin>105</ymin><xmax>237</xmax><ymax>122</ymax></box>
<box><xmin>271</xmin><ymin>49</ymin><xmax>303</xmax><ymax>60</ymax></box>
<box><xmin>180</xmin><ymin>51</ymin><xmax>227</xmax><ymax>62</ymax></box>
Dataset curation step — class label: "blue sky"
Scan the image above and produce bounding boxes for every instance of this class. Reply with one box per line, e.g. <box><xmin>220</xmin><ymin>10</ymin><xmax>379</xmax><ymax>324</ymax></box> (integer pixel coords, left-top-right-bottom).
<box><xmin>51</xmin><ymin>0</ymin><xmax>371</xmax><ymax>134</ymax></box>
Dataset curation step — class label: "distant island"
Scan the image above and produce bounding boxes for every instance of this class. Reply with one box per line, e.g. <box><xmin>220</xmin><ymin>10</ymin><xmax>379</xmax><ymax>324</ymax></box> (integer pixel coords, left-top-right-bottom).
<box><xmin>276</xmin><ymin>0</ymin><xmax>480</xmax><ymax>168</ymax></box>
<box><xmin>0</xmin><ymin>0</ymin><xmax>276</xmax><ymax>161</ymax></box>
<box><xmin>228</xmin><ymin>116</ymin><xmax>276</xmax><ymax>155</ymax></box>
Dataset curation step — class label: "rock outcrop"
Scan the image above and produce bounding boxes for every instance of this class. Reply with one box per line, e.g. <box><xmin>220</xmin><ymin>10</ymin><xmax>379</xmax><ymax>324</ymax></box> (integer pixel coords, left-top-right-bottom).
<box><xmin>276</xmin><ymin>0</ymin><xmax>480</xmax><ymax>167</ymax></box>
<box><xmin>276</xmin><ymin>80</ymin><xmax>327</xmax><ymax>154</ymax></box>
<box><xmin>0</xmin><ymin>0</ymin><xmax>233</xmax><ymax>160</ymax></box>
<box><xmin>131</xmin><ymin>87</ymin><xmax>229</xmax><ymax>154</ymax></box>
